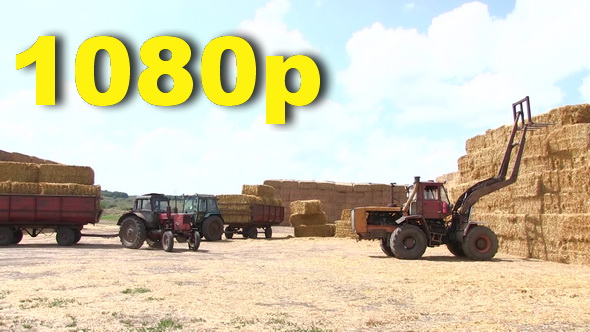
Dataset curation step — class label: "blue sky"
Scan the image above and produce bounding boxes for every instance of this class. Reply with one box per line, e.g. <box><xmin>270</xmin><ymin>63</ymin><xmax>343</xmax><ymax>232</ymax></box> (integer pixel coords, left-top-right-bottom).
<box><xmin>1</xmin><ymin>0</ymin><xmax>589</xmax><ymax>195</ymax></box>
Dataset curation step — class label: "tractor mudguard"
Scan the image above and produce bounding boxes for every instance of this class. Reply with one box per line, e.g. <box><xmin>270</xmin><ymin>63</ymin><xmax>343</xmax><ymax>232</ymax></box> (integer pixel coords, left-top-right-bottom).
<box><xmin>117</xmin><ymin>212</ymin><xmax>145</xmax><ymax>226</ymax></box>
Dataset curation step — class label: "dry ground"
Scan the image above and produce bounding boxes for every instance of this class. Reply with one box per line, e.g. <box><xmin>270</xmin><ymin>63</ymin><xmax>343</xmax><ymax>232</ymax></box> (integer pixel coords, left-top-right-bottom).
<box><xmin>1</xmin><ymin>224</ymin><xmax>590</xmax><ymax>332</ymax></box>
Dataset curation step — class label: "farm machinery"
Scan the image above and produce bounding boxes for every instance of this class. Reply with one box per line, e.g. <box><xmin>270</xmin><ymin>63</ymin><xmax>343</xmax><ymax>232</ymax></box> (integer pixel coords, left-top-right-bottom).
<box><xmin>352</xmin><ymin>96</ymin><xmax>548</xmax><ymax>260</ymax></box>
<box><xmin>117</xmin><ymin>193</ymin><xmax>224</xmax><ymax>252</ymax></box>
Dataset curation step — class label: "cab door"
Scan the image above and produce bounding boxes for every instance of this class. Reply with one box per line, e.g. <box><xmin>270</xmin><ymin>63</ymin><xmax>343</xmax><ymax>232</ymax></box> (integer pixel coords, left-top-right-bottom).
<box><xmin>421</xmin><ymin>184</ymin><xmax>444</xmax><ymax>219</ymax></box>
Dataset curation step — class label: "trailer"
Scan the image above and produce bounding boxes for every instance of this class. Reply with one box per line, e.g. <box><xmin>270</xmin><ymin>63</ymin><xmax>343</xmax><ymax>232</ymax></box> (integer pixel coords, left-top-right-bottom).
<box><xmin>0</xmin><ymin>194</ymin><xmax>102</xmax><ymax>246</ymax></box>
<box><xmin>220</xmin><ymin>203</ymin><xmax>284</xmax><ymax>239</ymax></box>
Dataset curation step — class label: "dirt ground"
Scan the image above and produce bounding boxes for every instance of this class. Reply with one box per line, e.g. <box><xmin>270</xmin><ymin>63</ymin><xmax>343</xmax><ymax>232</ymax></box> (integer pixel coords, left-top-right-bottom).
<box><xmin>1</xmin><ymin>224</ymin><xmax>590</xmax><ymax>332</ymax></box>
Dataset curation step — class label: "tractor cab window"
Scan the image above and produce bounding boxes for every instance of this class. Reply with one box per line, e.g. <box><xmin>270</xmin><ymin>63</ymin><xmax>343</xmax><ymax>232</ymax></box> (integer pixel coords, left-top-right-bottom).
<box><xmin>207</xmin><ymin>198</ymin><xmax>218</xmax><ymax>211</ymax></box>
<box><xmin>440</xmin><ymin>186</ymin><xmax>451</xmax><ymax>205</ymax></box>
<box><xmin>138</xmin><ymin>199</ymin><xmax>151</xmax><ymax>211</ymax></box>
<box><xmin>424</xmin><ymin>185</ymin><xmax>439</xmax><ymax>200</ymax></box>
<box><xmin>153</xmin><ymin>199</ymin><xmax>169</xmax><ymax>213</ymax></box>
<box><xmin>183</xmin><ymin>198</ymin><xmax>196</xmax><ymax>213</ymax></box>
<box><xmin>198</xmin><ymin>198</ymin><xmax>207</xmax><ymax>212</ymax></box>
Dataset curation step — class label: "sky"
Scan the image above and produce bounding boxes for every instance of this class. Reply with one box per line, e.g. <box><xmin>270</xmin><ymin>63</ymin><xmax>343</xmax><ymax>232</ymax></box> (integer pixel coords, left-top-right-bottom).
<box><xmin>1</xmin><ymin>0</ymin><xmax>589</xmax><ymax>195</ymax></box>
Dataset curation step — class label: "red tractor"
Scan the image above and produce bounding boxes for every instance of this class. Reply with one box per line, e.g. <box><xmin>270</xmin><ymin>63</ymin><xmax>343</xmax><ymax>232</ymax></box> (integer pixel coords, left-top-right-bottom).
<box><xmin>118</xmin><ymin>193</ymin><xmax>207</xmax><ymax>252</ymax></box>
<box><xmin>352</xmin><ymin>97</ymin><xmax>548</xmax><ymax>260</ymax></box>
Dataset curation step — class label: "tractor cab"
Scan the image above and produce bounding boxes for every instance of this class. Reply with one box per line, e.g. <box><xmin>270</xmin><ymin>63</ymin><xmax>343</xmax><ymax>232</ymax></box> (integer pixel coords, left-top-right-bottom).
<box><xmin>406</xmin><ymin>179</ymin><xmax>452</xmax><ymax>220</ymax></box>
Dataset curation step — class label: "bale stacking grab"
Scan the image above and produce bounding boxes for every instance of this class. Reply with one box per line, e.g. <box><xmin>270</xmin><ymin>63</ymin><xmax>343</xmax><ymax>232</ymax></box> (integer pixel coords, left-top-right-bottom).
<box><xmin>217</xmin><ymin>185</ymin><xmax>284</xmax><ymax>239</ymax></box>
<box><xmin>290</xmin><ymin>200</ymin><xmax>336</xmax><ymax>237</ymax></box>
<box><xmin>0</xmin><ymin>153</ymin><xmax>102</xmax><ymax>247</ymax></box>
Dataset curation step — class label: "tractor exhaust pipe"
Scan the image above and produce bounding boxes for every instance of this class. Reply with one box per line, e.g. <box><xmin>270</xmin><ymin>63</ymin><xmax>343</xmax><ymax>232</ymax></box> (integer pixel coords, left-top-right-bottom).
<box><xmin>414</xmin><ymin>176</ymin><xmax>421</xmax><ymax>185</ymax></box>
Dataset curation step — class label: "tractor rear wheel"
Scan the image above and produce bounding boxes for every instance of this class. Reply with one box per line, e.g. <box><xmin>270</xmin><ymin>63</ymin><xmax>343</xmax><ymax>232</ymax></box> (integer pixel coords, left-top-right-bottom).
<box><xmin>188</xmin><ymin>231</ymin><xmax>201</xmax><ymax>251</ymax></box>
<box><xmin>380</xmin><ymin>235</ymin><xmax>395</xmax><ymax>257</ymax></box>
<box><xmin>202</xmin><ymin>216</ymin><xmax>224</xmax><ymax>241</ymax></box>
<box><xmin>390</xmin><ymin>224</ymin><xmax>427</xmax><ymax>259</ymax></box>
<box><xmin>56</xmin><ymin>228</ymin><xmax>76</xmax><ymax>246</ymax></box>
<box><xmin>224</xmin><ymin>226</ymin><xmax>234</xmax><ymax>239</ymax></box>
<box><xmin>244</xmin><ymin>226</ymin><xmax>258</xmax><ymax>239</ymax></box>
<box><xmin>12</xmin><ymin>229</ymin><xmax>24</xmax><ymax>244</ymax></box>
<box><xmin>0</xmin><ymin>227</ymin><xmax>14</xmax><ymax>246</ymax></box>
<box><xmin>264</xmin><ymin>226</ymin><xmax>272</xmax><ymax>239</ymax></box>
<box><xmin>462</xmin><ymin>226</ymin><xmax>498</xmax><ymax>261</ymax></box>
<box><xmin>162</xmin><ymin>231</ymin><xmax>174</xmax><ymax>252</ymax></box>
<box><xmin>119</xmin><ymin>217</ymin><xmax>147</xmax><ymax>249</ymax></box>
<box><xmin>446</xmin><ymin>240</ymin><xmax>465</xmax><ymax>257</ymax></box>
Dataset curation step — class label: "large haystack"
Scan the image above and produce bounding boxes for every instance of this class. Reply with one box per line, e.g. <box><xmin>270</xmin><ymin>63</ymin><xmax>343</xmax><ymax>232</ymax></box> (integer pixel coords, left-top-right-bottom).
<box><xmin>441</xmin><ymin>104</ymin><xmax>590</xmax><ymax>264</ymax></box>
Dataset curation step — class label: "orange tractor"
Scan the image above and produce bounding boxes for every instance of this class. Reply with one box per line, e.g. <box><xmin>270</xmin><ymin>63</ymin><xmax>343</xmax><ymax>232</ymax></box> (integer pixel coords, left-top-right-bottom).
<box><xmin>352</xmin><ymin>97</ymin><xmax>548</xmax><ymax>260</ymax></box>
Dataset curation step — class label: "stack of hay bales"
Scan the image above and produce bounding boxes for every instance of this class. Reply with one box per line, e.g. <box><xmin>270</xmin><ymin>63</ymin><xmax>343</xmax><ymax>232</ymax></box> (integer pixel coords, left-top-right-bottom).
<box><xmin>290</xmin><ymin>200</ymin><xmax>336</xmax><ymax>237</ymax></box>
<box><xmin>0</xmin><ymin>159</ymin><xmax>100</xmax><ymax>196</ymax></box>
<box><xmin>0</xmin><ymin>149</ymin><xmax>57</xmax><ymax>164</ymax></box>
<box><xmin>217</xmin><ymin>184</ymin><xmax>282</xmax><ymax>223</ymax></box>
<box><xmin>440</xmin><ymin>104</ymin><xmax>590</xmax><ymax>264</ymax></box>
<box><xmin>334</xmin><ymin>209</ymin><xmax>357</xmax><ymax>239</ymax></box>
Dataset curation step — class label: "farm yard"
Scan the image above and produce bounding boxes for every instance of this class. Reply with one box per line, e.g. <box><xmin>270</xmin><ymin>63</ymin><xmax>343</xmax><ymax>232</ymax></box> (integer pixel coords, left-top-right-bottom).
<box><xmin>0</xmin><ymin>224</ymin><xmax>589</xmax><ymax>332</ymax></box>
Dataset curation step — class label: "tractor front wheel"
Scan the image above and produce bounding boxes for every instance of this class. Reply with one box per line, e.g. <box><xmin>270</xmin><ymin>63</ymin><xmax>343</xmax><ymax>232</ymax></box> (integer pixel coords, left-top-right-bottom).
<box><xmin>188</xmin><ymin>231</ymin><xmax>201</xmax><ymax>251</ymax></box>
<box><xmin>162</xmin><ymin>231</ymin><xmax>174</xmax><ymax>252</ymax></box>
<box><xmin>446</xmin><ymin>240</ymin><xmax>465</xmax><ymax>257</ymax></box>
<box><xmin>462</xmin><ymin>226</ymin><xmax>498</xmax><ymax>261</ymax></box>
<box><xmin>390</xmin><ymin>224</ymin><xmax>427</xmax><ymax>259</ymax></box>
<box><xmin>202</xmin><ymin>216</ymin><xmax>224</xmax><ymax>241</ymax></box>
<box><xmin>380</xmin><ymin>235</ymin><xmax>395</xmax><ymax>257</ymax></box>
<box><xmin>119</xmin><ymin>217</ymin><xmax>147</xmax><ymax>249</ymax></box>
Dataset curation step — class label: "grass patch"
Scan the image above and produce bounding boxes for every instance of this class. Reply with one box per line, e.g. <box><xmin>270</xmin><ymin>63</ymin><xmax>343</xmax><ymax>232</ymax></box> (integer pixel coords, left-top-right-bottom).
<box><xmin>0</xmin><ymin>290</ymin><xmax>11</xmax><ymax>300</ymax></box>
<box><xmin>135</xmin><ymin>318</ymin><xmax>183</xmax><ymax>332</ymax></box>
<box><xmin>122</xmin><ymin>287</ymin><xmax>151</xmax><ymax>295</ymax></box>
<box><xmin>146</xmin><ymin>296</ymin><xmax>164</xmax><ymax>301</ymax></box>
<box><xmin>48</xmin><ymin>298</ymin><xmax>76</xmax><ymax>308</ymax></box>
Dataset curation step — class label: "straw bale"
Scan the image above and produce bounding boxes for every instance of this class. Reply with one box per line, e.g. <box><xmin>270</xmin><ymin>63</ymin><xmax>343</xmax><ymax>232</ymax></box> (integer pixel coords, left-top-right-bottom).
<box><xmin>38</xmin><ymin>164</ymin><xmax>94</xmax><ymax>185</ymax></box>
<box><xmin>40</xmin><ymin>183</ymin><xmax>100</xmax><ymax>196</ymax></box>
<box><xmin>289</xmin><ymin>212</ymin><xmax>328</xmax><ymax>227</ymax></box>
<box><xmin>216</xmin><ymin>194</ymin><xmax>263</xmax><ymax>205</ymax></box>
<box><xmin>334</xmin><ymin>220</ymin><xmax>357</xmax><ymax>239</ymax></box>
<box><xmin>259</xmin><ymin>197</ymin><xmax>282</xmax><ymax>206</ymax></box>
<box><xmin>0</xmin><ymin>150</ymin><xmax>13</xmax><ymax>162</ymax></box>
<box><xmin>0</xmin><ymin>181</ymin><xmax>11</xmax><ymax>193</ymax></box>
<box><xmin>335</xmin><ymin>183</ymin><xmax>353</xmax><ymax>193</ymax></box>
<box><xmin>0</xmin><ymin>162</ymin><xmax>39</xmax><ymax>182</ymax></box>
<box><xmin>242</xmin><ymin>184</ymin><xmax>275</xmax><ymax>198</ymax></box>
<box><xmin>263</xmin><ymin>180</ymin><xmax>283</xmax><ymax>189</ymax></box>
<box><xmin>317</xmin><ymin>181</ymin><xmax>336</xmax><ymax>190</ymax></box>
<box><xmin>293</xmin><ymin>224</ymin><xmax>336</xmax><ymax>237</ymax></box>
<box><xmin>280</xmin><ymin>180</ymin><xmax>300</xmax><ymax>189</ymax></box>
<box><xmin>11</xmin><ymin>182</ymin><xmax>41</xmax><ymax>194</ymax></box>
<box><xmin>533</xmin><ymin>104</ymin><xmax>590</xmax><ymax>125</ymax></box>
<box><xmin>340</xmin><ymin>209</ymin><xmax>352</xmax><ymax>221</ymax></box>
<box><xmin>290</xmin><ymin>200</ymin><xmax>323</xmax><ymax>215</ymax></box>
<box><xmin>10</xmin><ymin>152</ymin><xmax>33</xmax><ymax>163</ymax></box>
<box><xmin>299</xmin><ymin>181</ymin><xmax>318</xmax><ymax>189</ymax></box>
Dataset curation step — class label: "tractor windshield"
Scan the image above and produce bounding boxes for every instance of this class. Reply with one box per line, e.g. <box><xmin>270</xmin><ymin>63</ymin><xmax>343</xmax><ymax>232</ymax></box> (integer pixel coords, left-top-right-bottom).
<box><xmin>153</xmin><ymin>198</ymin><xmax>169</xmax><ymax>213</ymax></box>
<box><xmin>183</xmin><ymin>197</ymin><xmax>196</xmax><ymax>213</ymax></box>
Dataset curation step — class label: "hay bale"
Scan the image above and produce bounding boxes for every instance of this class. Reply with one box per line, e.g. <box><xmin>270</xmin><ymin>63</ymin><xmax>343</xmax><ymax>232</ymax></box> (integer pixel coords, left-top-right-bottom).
<box><xmin>216</xmin><ymin>194</ymin><xmax>263</xmax><ymax>205</ymax></box>
<box><xmin>263</xmin><ymin>180</ymin><xmax>282</xmax><ymax>189</ymax></box>
<box><xmin>40</xmin><ymin>183</ymin><xmax>101</xmax><ymax>196</ymax></box>
<box><xmin>0</xmin><ymin>162</ymin><xmax>39</xmax><ymax>182</ymax></box>
<box><xmin>11</xmin><ymin>182</ymin><xmax>41</xmax><ymax>194</ymax></box>
<box><xmin>289</xmin><ymin>212</ymin><xmax>327</xmax><ymax>227</ymax></box>
<box><xmin>290</xmin><ymin>200</ymin><xmax>322</xmax><ymax>215</ymax></box>
<box><xmin>38</xmin><ymin>164</ymin><xmax>94</xmax><ymax>185</ymax></box>
<box><xmin>0</xmin><ymin>150</ymin><xmax>13</xmax><ymax>162</ymax></box>
<box><xmin>334</xmin><ymin>220</ymin><xmax>357</xmax><ymax>239</ymax></box>
<box><xmin>10</xmin><ymin>152</ymin><xmax>33</xmax><ymax>163</ymax></box>
<box><xmin>0</xmin><ymin>181</ymin><xmax>11</xmax><ymax>194</ymax></box>
<box><xmin>242</xmin><ymin>184</ymin><xmax>275</xmax><ymax>198</ymax></box>
<box><xmin>340</xmin><ymin>209</ymin><xmax>351</xmax><ymax>221</ymax></box>
<box><xmin>317</xmin><ymin>182</ymin><xmax>336</xmax><ymax>190</ymax></box>
<box><xmin>260</xmin><ymin>197</ymin><xmax>282</xmax><ymax>206</ymax></box>
<box><xmin>294</xmin><ymin>224</ymin><xmax>336</xmax><ymax>237</ymax></box>
<box><xmin>353</xmin><ymin>183</ymin><xmax>371</xmax><ymax>192</ymax></box>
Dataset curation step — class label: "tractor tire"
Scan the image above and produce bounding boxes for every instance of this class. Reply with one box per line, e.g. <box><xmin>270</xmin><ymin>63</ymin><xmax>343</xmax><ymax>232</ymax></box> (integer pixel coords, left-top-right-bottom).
<box><xmin>390</xmin><ymin>224</ymin><xmax>427</xmax><ymax>260</ymax></box>
<box><xmin>12</xmin><ymin>229</ymin><xmax>24</xmax><ymax>245</ymax></box>
<box><xmin>188</xmin><ymin>231</ymin><xmax>201</xmax><ymax>251</ymax></box>
<box><xmin>380</xmin><ymin>235</ymin><xmax>395</xmax><ymax>257</ymax></box>
<box><xmin>56</xmin><ymin>228</ymin><xmax>76</xmax><ymax>246</ymax></box>
<box><xmin>462</xmin><ymin>226</ymin><xmax>498</xmax><ymax>261</ymax></box>
<box><xmin>446</xmin><ymin>240</ymin><xmax>465</xmax><ymax>257</ymax></box>
<box><xmin>162</xmin><ymin>231</ymin><xmax>174</xmax><ymax>252</ymax></box>
<box><xmin>202</xmin><ymin>216</ymin><xmax>224</xmax><ymax>241</ymax></box>
<box><xmin>119</xmin><ymin>217</ymin><xmax>147</xmax><ymax>249</ymax></box>
<box><xmin>244</xmin><ymin>226</ymin><xmax>258</xmax><ymax>239</ymax></box>
<box><xmin>264</xmin><ymin>226</ymin><xmax>272</xmax><ymax>239</ymax></box>
<box><xmin>146</xmin><ymin>238</ymin><xmax>163</xmax><ymax>249</ymax></box>
<box><xmin>0</xmin><ymin>227</ymin><xmax>14</xmax><ymax>246</ymax></box>
<box><xmin>73</xmin><ymin>229</ymin><xmax>82</xmax><ymax>244</ymax></box>
<box><xmin>224</xmin><ymin>226</ymin><xmax>234</xmax><ymax>239</ymax></box>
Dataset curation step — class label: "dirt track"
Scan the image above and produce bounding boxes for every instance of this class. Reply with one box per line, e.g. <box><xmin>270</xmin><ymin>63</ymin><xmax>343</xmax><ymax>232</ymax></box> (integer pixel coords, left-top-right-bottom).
<box><xmin>1</xmin><ymin>223</ymin><xmax>589</xmax><ymax>332</ymax></box>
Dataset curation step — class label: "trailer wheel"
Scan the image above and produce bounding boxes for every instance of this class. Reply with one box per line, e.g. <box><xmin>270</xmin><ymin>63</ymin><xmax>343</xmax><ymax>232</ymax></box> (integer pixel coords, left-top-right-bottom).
<box><xmin>380</xmin><ymin>235</ymin><xmax>395</xmax><ymax>257</ymax></box>
<box><xmin>224</xmin><ymin>226</ymin><xmax>234</xmax><ymax>239</ymax></box>
<box><xmin>264</xmin><ymin>226</ymin><xmax>272</xmax><ymax>239</ymax></box>
<box><xmin>56</xmin><ymin>228</ymin><xmax>76</xmax><ymax>246</ymax></box>
<box><xmin>162</xmin><ymin>231</ymin><xmax>174</xmax><ymax>252</ymax></box>
<box><xmin>202</xmin><ymin>216</ymin><xmax>224</xmax><ymax>241</ymax></box>
<box><xmin>244</xmin><ymin>226</ymin><xmax>258</xmax><ymax>239</ymax></box>
<box><xmin>390</xmin><ymin>224</ymin><xmax>427</xmax><ymax>259</ymax></box>
<box><xmin>146</xmin><ymin>238</ymin><xmax>163</xmax><ymax>249</ymax></box>
<box><xmin>462</xmin><ymin>226</ymin><xmax>498</xmax><ymax>261</ymax></box>
<box><xmin>189</xmin><ymin>231</ymin><xmax>201</xmax><ymax>251</ymax></box>
<box><xmin>73</xmin><ymin>229</ymin><xmax>82</xmax><ymax>244</ymax></box>
<box><xmin>119</xmin><ymin>217</ymin><xmax>147</xmax><ymax>249</ymax></box>
<box><xmin>446</xmin><ymin>240</ymin><xmax>465</xmax><ymax>257</ymax></box>
<box><xmin>12</xmin><ymin>229</ymin><xmax>24</xmax><ymax>245</ymax></box>
<box><xmin>0</xmin><ymin>227</ymin><xmax>14</xmax><ymax>246</ymax></box>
